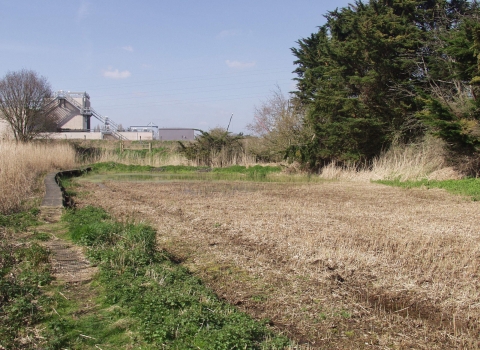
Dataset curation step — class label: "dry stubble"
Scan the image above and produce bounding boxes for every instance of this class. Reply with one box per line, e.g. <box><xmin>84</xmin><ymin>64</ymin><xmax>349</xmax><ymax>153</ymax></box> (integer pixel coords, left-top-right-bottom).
<box><xmin>74</xmin><ymin>179</ymin><xmax>480</xmax><ymax>349</ymax></box>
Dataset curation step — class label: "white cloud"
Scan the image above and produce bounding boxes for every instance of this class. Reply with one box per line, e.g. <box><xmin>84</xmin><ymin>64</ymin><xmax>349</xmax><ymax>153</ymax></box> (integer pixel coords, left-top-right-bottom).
<box><xmin>77</xmin><ymin>1</ymin><xmax>89</xmax><ymax>21</ymax></box>
<box><xmin>103</xmin><ymin>68</ymin><xmax>131</xmax><ymax>79</ymax></box>
<box><xmin>122</xmin><ymin>46</ymin><xmax>134</xmax><ymax>52</ymax></box>
<box><xmin>225</xmin><ymin>60</ymin><xmax>256</xmax><ymax>69</ymax></box>
<box><xmin>217</xmin><ymin>30</ymin><xmax>240</xmax><ymax>39</ymax></box>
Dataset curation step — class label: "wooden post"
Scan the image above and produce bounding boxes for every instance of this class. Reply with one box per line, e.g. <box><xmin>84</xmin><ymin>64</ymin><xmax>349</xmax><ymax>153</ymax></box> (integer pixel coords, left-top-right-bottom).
<box><xmin>120</xmin><ymin>142</ymin><xmax>124</xmax><ymax>153</ymax></box>
<box><xmin>149</xmin><ymin>142</ymin><xmax>152</xmax><ymax>152</ymax></box>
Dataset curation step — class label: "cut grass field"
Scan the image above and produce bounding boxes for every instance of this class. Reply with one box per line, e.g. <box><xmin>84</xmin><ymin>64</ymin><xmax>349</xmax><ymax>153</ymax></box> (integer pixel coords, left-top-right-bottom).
<box><xmin>72</xmin><ymin>173</ymin><xmax>480</xmax><ymax>349</ymax></box>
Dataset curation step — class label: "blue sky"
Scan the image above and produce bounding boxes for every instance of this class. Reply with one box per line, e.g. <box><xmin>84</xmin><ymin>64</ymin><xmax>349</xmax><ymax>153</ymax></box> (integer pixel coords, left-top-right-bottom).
<box><xmin>0</xmin><ymin>1</ymin><xmax>351</xmax><ymax>133</ymax></box>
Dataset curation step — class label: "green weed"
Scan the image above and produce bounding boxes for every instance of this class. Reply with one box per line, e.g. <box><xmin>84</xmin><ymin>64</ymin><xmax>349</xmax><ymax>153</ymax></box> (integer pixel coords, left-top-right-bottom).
<box><xmin>377</xmin><ymin>178</ymin><xmax>480</xmax><ymax>200</ymax></box>
<box><xmin>0</xmin><ymin>207</ymin><xmax>40</xmax><ymax>231</ymax></box>
<box><xmin>90</xmin><ymin>162</ymin><xmax>282</xmax><ymax>177</ymax></box>
<box><xmin>156</xmin><ymin>164</ymin><xmax>209</xmax><ymax>173</ymax></box>
<box><xmin>58</xmin><ymin>206</ymin><xmax>289</xmax><ymax>349</ymax></box>
<box><xmin>90</xmin><ymin>162</ymin><xmax>154</xmax><ymax>173</ymax></box>
<box><xmin>0</xmin><ymin>236</ymin><xmax>52</xmax><ymax>349</ymax></box>
<box><xmin>32</xmin><ymin>231</ymin><xmax>51</xmax><ymax>241</ymax></box>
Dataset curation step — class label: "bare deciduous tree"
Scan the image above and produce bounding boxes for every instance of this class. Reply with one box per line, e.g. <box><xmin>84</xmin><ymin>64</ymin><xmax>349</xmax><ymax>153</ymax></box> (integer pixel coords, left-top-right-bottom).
<box><xmin>0</xmin><ymin>69</ymin><xmax>55</xmax><ymax>142</ymax></box>
<box><xmin>247</xmin><ymin>86</ymin><xmax>308</xmax><ymax>161</ymax></box>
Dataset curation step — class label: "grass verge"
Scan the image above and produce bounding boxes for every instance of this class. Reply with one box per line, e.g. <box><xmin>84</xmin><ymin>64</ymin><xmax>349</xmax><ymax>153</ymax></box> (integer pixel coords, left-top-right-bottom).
<box><xmin>0</xmin><ymin>209</ymin><xmax>52</xmax><ymax>349</ymax></box>
<box><xmin>89</xmin><ymin>162</ymin><xmax>281</xmax><ymax>175</ymax></box>
<box><xmin>376</xmin><ymin>177</ymin><xmax>480</xmax><ymax>200</ymax></box>
<box><xmin>50</xmin><ymin>205</ymin><xmax>289</xmax><ymax>349</ymax></box>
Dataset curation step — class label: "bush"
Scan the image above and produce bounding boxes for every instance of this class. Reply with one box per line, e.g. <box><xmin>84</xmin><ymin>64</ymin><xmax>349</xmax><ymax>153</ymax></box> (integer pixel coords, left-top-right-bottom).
<box><xmin>179</xmin><ymin>128</ymin><xmax>247</xmax><ymax>167</ymax></box>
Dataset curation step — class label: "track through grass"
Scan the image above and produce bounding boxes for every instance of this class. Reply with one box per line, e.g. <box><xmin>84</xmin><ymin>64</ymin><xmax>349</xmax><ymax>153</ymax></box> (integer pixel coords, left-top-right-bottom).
<box><xmin>47</xmin><ymin>206</ymin><xmax>289</xmax><ymax>349</ymax></box>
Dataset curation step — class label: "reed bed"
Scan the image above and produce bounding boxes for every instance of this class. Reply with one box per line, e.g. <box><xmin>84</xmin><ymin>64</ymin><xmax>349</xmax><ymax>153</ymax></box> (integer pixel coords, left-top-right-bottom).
<box><xmin>319</xmin><ymin>137</ymin><xmax>454</xmax><ymax>181</ymax></box>
<box><xmin>93</xmin><ymin>149</ymin><xmax>189</xmax><ymax>167</ymax></box>
<box><xmin>0</xmin><ymin>141</ymin><xmax>77</xmax><ymax>213</ymax></box>
<box><xmin>93</xmin><ymin>146</ymin><xmax>259</xmax><ymax>168</ymax></box>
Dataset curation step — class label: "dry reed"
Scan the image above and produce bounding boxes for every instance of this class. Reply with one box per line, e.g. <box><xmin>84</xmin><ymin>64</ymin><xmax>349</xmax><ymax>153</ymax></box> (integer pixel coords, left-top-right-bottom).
<box><xmin>319</xmin><ymin>137</ymin><xmax>453</xmax><ymax>181</ymax></box>
<box><xmin>94</xmin><ymin>149</ymin><xmax>189</xmax><ymax>167</ymax></box>
<box><xmin>198</xmin><ymin>148</ymin><xmax>258</xmax><ymax>167</ymax></box>
<box><xmin>0</xmin><ymin>141</ymin><xmax>77</xmax><ymax>213</ymax></box>
<box><xmin>94</xmin><ymin>145</ymin><xmax>258</xmax><ymax>167</ymax></box>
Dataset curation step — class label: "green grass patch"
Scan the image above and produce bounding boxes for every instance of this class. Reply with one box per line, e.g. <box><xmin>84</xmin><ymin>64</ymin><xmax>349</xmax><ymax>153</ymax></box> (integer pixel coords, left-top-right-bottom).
<box><xmin>90</xmin><ymin>162</ymin><xmax>281</xmax><ymax>175</ymax></box>
<box><xmin>156</xmin><ymin>165</ymin><xmax>210</xmax><ymax>173</ymax></box>
<box><xmin>57</xmin><ymin>206</ymin><xmax>289</xmax><ymax>349</ymax></box>
<box><xmin>42</xmin><ymin>282</ymin><xmax>149</xmax><ymax>350</ymax></box>
<box><xmin>0</xmin><ymin>208</ymin><xmax>40</xmax><ymax>231</ymax></box>
<box><xmin>81</xmin><ymin>162</ymin><xmax>323</xmax><ymax>184</ymax></box>
<box><xmin>213</xmin><ymin>165</ymin><xmax>282</xmax><ymax>178</ymax></box>
<box><xmin>376</xmin><ymin>178</ymin><xmax>480</xmax><ymax>200</ymax></box>
<box><xmin>90</xmin><ymin>162</ymin><xmax>154</xmax><ymax>173</ymax></box>
<box><xmin>32</xmin><ymin>231</ymin><xmax>51</xmax><ymax>241</ymax></box>
<box><xmin>0</xmin><ymin>232</ymin><xmax>52</xmax><ymax>349</ymax></box>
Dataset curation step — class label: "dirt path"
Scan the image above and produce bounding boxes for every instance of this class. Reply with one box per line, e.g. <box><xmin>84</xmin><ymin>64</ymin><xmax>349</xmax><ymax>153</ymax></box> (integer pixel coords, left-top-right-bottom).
<box><xmin>74</xmin><ymin>179</ymin><xmax>480</xmax><ymax>349</ymax></box>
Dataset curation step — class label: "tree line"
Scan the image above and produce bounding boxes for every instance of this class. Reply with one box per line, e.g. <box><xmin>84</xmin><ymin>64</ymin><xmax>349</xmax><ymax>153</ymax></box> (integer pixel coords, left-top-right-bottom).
<box><xmin>251</xmin><ymin>0</ymin><xmax>480</xmax><ymax>174</ymax></box>
<box><xmin>3</xmin><ymin>1</ymin><xmax>480</xmax><ymax>176</ymax></box>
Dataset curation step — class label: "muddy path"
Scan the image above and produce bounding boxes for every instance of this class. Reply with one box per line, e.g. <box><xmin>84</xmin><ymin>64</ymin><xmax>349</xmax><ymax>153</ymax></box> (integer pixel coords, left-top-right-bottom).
<box><xmin>73</xmin><ymin>179</ymin><xmax>480</xmax><ymax>349</ymax></box>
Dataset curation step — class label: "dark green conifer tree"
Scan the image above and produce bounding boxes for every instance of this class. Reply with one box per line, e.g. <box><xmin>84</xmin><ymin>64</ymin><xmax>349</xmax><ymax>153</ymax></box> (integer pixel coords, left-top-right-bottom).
<box><xmin>290</xmin><ymin>0</ymin><xmax>480</xmax><ymax>171</ymax></box>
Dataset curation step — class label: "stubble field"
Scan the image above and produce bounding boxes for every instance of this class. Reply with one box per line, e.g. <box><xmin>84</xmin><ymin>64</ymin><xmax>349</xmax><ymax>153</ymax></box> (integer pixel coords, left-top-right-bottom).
<box><xmin>74</xmin><ymin>178</ymin><xmax>480</xmax><ymax>349</ymax></box>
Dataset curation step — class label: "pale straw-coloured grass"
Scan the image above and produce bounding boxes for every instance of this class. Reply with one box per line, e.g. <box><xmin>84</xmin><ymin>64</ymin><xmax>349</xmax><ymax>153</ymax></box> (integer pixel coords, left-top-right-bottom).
<box><xmin>94</xmin><ymin>146</ymin><xmax>259</xmax><ymax>167</ymax></box>
<box><xmin>202</xmin><ymin>148</ymin><xmax>259</xmax><ymax>167</ymax></box>
<box><xmin>319</xmin><ymin>137</ymin><xmax>454</xmax><ymax>181</ymax></box>
<box><xmin>0</xmin><ymin>141</ymin><xmax>77</xmax><ymax>213</ymax></box>
<box><xmin>94</xmin><ymin>149</ymin><xmax>190</xmax><ymax>166</ymax></box>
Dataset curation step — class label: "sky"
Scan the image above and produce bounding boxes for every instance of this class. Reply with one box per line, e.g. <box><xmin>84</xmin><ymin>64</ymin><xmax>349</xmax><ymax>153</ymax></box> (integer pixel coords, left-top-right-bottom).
<box><xmin>0</xmin><ymin>0</ymin><xmax>351</xmax><ymax>133</ymax></box>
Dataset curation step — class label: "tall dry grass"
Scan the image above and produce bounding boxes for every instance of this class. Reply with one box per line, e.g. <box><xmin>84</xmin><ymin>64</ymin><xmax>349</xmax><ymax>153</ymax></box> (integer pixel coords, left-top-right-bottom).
<box><xmin>194</xmin><ymin>148</ymin><xmax>258</xmax><ymax>167</ymax></box>
<box><xmin>94</xmin><ymin>149</ymin><xmax>189</xmax><ymax>167</ymax></box>
<box><xmin>93</xmin><ymin>146</ymin><xmax>258</xmax><ymax>167</ymax></box>
<box><xmin>319</xmin><ymin>137</ymin><xmax>455</xmax><ymax>181</ymax></box>
<box><xmin>0</xmin><ymin>141</ymin><xmax>77</xmax><ymax>213</ymax></box>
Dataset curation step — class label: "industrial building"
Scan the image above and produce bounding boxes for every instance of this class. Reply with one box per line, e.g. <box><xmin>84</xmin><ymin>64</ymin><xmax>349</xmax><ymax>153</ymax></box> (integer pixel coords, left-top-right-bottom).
<box><xmin>0</xmin><ymin>91</ymin><xmax>197</xmax><ymax>141</ymax></box>
<box><xmin>47</xmin><ymin>91</ymin><xmax>152</xmax><ymax>140</ymax></box>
